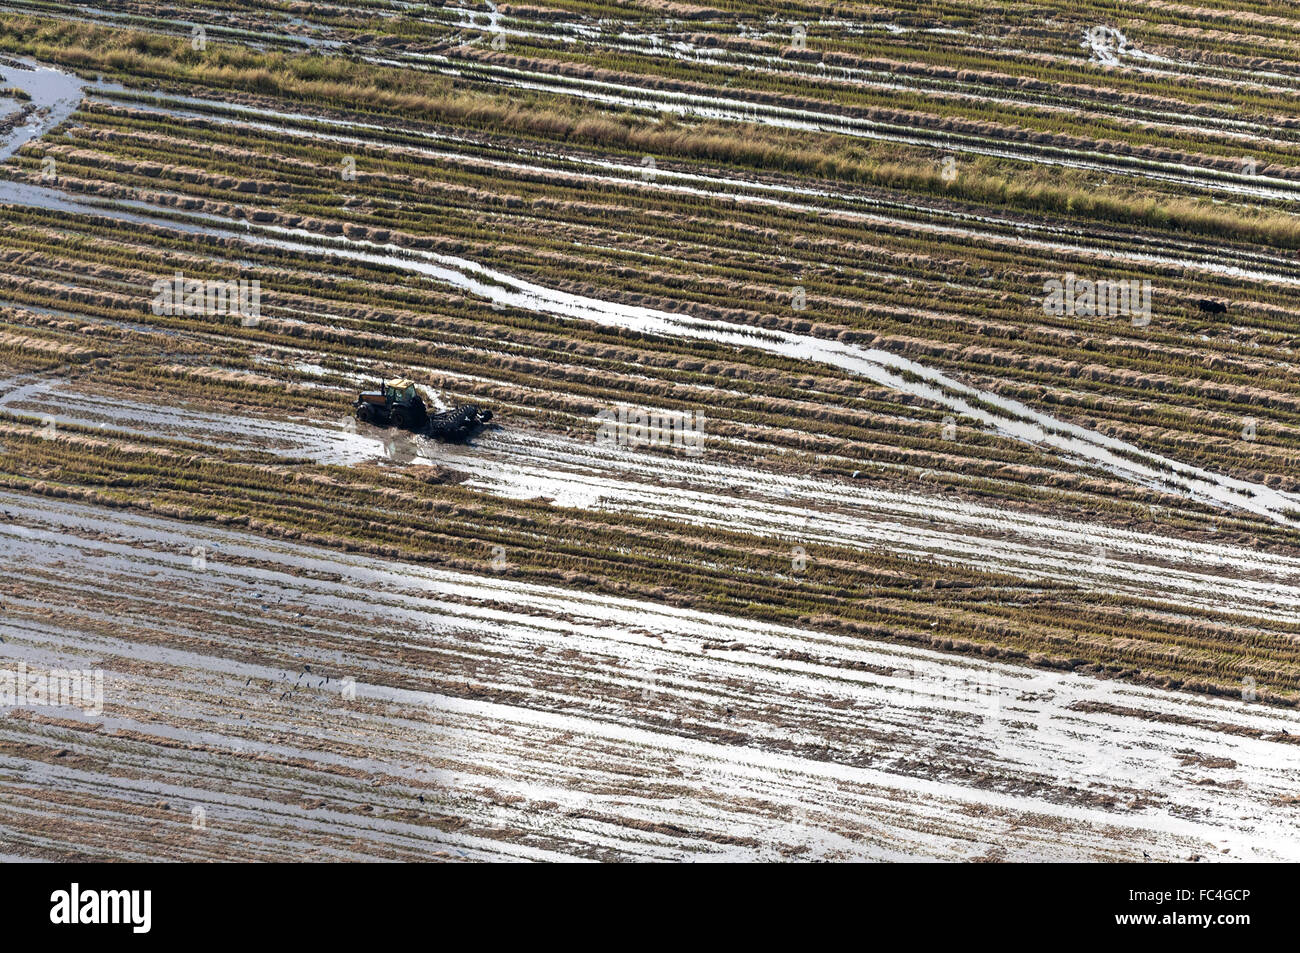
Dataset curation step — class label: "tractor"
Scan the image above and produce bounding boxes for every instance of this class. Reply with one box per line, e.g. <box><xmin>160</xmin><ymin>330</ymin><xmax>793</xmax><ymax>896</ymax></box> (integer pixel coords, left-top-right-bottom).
<box><xmin>355</xmin><ymin>378</ymin><xmax>427</xmax><ymax>430</ymax></box>
<box><xmin>354</xmin><ymin>378</ymin><xmax>492</xmax><ymax>441</ymax></box>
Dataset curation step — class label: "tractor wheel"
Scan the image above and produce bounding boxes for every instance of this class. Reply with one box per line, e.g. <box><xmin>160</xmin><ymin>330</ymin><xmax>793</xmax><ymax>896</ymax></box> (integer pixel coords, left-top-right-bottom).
<box><xmin>356</xmin><ymin>403</ymin><xmax>375</xmax><ymax>425</ymax></box>
<box><xmin>391</xmin><ymin>407</ymin><xmax>409</xmax><ymax>430</ymax></box>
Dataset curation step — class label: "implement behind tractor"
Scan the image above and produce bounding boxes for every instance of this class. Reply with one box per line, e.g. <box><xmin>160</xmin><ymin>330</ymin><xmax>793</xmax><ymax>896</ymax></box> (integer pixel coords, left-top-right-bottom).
<box><xmin>355</xmin><ymin>378</ymin><xmax>492</xmax><ymax>441</ymax></box>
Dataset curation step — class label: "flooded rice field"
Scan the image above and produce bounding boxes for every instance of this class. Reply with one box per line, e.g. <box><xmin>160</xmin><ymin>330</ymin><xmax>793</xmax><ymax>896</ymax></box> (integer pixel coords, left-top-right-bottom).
<box><xmin>2</xmin><ymin>2</ymin><xmax>1299</xmax><ymax>862</ymax></box>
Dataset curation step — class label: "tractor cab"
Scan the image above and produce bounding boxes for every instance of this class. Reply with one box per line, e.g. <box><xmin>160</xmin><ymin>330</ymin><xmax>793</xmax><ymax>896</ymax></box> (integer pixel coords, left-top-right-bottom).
<box><xmin>384</xmin><ymin>379</ymin><xmax>418</xmax><ymax>405</ymax></box>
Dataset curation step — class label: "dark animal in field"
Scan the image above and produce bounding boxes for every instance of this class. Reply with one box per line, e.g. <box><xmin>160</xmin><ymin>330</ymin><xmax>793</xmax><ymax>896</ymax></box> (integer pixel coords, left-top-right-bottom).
<box><xmin>1196</xmin><ymin>299</ymin><xmax>1227</xmax><ymax>314</ymax></box>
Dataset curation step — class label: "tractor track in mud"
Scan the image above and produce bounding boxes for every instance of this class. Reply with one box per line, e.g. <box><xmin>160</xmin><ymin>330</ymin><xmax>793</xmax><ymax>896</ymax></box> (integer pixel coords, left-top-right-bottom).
<box><xmin>3</xmin><ymin>492</ymin><xmax>1298</xmax><ymax>861</ymax></box>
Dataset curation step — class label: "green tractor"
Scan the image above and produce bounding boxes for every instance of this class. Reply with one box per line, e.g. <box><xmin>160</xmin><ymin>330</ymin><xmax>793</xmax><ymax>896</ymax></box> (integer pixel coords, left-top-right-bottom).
<box><xmin>354</xmin><ymin>377</ymin><xmax>492</xmax><ymax>441</ymax></box>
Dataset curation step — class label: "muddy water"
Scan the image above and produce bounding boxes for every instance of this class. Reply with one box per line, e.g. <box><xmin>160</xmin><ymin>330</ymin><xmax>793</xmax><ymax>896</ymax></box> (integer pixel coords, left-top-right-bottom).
<box><xmin>405</xmin><ymin>427</ymin><xmax>1300</xmax><ymax>622</ymax></box>
<box><xmin>0</xmin><ymin>57</ymin><xmax>86</xmax><ymax>162</ymax></box>
<box><xmin>385</xmin><ymin>54</ymin><xmax>1300</xmax><ymax>202</ymax></box>
<box><xmin>5</xmin><ymin>488</ymin><xmax>1300</xmax><ymax>860</ymax></box>
<box><xmin>82</xmin><ymin>88</ymin><xmax>1300</xmax><ymax>283</ymax></box>
<box><xmin>0</xmin><ymin>379</ymin><xmax>384</xmax><ymax>464</ymax></box>
<box><xmin>91</xmin><ymin>90</ymin><xmax>1300</xmax><ymax>282</ymax></box>
<box><xmin>1</xmin><ymin>170</ymin><xmax>1296</xmax><ymax>522</ymax></box>
<box><xmin>1</xmin><ymin>61</ymin><xmax>1296</xmax><ymax>521</ymax></box>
